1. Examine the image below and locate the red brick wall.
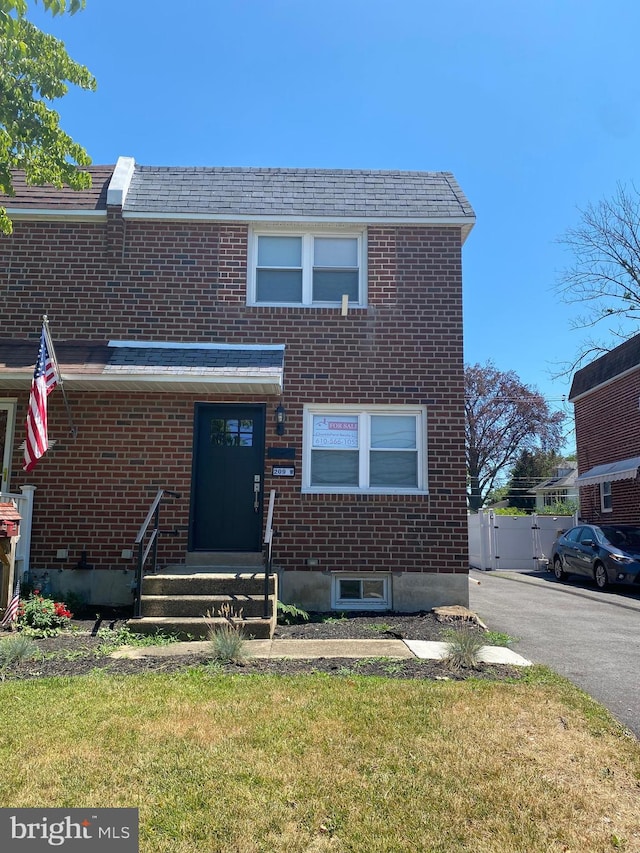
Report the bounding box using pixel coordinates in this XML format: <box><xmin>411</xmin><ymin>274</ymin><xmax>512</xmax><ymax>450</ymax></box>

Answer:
<box><xmin>1</xmin><ymin>215</ymin><xmax>468</xmax><ymax>577</ymax></box>
<box><xmin>574</xmin><ymin>368</ymin><xmax>640</xmax><ymax>523</ymax></box>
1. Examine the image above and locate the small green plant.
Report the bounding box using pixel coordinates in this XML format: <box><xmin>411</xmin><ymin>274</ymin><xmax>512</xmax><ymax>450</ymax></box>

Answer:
<box><xmin>17</xmin><ymin>590</ymin><xmax>72</xmax><ymax>637</ymax></box>
<box><xmin>277</xmin><ymin>601</ymin><xmax>310</xmax><ymax>625</ymax></box>
<box><xmin>321</xmin><ymin>612</ymin><xmax>348</xmax><ymax>624</ymax></box>
<box><xmin>364</xmin><ymin>623</ymin><xmax>394</xmax><ymax>634</ymax></box>
<box><xmin>206</xmin><ymin>603</ymin><xmax>250</xmax><ymax>664</ymax></box>
<box><xmin>483</xmin><ymin>630</ymin><xmax>516</xmax><ymax>647</ymax></box>
<box><xmin>443</xmin><ymin>626</ymin><xmax>486</xmax><ymax>670</ymax></box>
<box><xmin>0</xmin><ymin>634</ymin><xmax>40</xmax><ymax>679</ymax></box>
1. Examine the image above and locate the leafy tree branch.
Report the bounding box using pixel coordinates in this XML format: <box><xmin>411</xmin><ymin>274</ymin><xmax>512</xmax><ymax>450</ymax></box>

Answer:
<box><xmin>0</xmin><ymin>0</ymin><xmax>95</xmax><ymax>234</ymax></box>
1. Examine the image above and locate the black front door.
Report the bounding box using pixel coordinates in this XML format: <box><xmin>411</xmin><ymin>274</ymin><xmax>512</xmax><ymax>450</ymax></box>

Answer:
<box><xmin>189</xmin><ymin>404</ymin><xmax>266</xmax><ymax>551</ymax></box>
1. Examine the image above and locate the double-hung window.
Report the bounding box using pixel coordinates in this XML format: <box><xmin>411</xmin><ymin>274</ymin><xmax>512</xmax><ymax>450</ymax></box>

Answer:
<box><xmin>303</xmin><ymin>405</ymin><xmax>427</xmax><ymax>494</ymax></box>
<box><xmin>250</xmin><ymin>230</ymin><xmax>365</xmax><ymax>306</ymax></box>
<box><xmin>600</xmin><ymin>481</ymin><xmax>612</xmax><ymax>512</ymax></box>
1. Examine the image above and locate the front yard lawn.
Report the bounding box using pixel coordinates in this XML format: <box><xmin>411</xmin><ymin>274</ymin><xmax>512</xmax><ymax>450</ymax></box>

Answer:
<box><xmin>0</xmin><ymin>667</ymin><xmax>638</xmax><ymax>852</ymax></box>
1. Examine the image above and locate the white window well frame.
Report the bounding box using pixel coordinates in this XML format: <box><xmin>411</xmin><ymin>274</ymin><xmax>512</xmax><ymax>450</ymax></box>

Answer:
<box><xmin>248</xmin><ymin>226</ymin><xmax>367</xmax><ymax>307</ymax></box>
<box><xmin>302</xmin><ymin>404</ymin><xmax>428</xmax><ymax>494</ymax></box>
<box><xmin>331</xmin><ymin>573</ymin><xmax>391</xmax><ymax>611</ymax></box>
<box><xmin>600</xmin><ymin>480</ymin><xmax>613</xmax><ymax>513</ymax></box>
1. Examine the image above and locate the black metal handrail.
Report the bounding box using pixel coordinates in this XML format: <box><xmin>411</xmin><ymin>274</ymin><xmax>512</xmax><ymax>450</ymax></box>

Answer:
<box><xmin>133</xmin><ymin>489</ymin><xmax>181</xmax><ymax>617</ymax></box>
<box><xmin>263</xmin><ymin>489</ymin><xmax>276</xmax><ymax>619</ymax></box>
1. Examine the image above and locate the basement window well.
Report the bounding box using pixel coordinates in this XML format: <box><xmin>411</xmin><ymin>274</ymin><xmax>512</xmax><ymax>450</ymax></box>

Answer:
<box><xmin>331</xmin><ymin>574</ymin><xmax>390</xmax><ymax>610</ymax></box>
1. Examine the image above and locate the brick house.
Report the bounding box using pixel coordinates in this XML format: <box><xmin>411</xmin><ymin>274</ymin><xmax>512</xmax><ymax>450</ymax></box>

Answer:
<box><xmin>569</xmin><ymin>334</ymin><xmax>640</xmax><ymax>523</ymax></box>
<box><xmin>0</xmin><ymin>158</ymin><xmax>475</xmax><ymax>625</ymax></box>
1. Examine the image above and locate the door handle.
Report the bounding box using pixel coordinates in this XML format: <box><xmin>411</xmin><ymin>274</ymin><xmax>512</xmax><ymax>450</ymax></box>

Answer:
<box><xmin>253</xmin><ymin>475</ymin><xmax>261</xmax><ymax>512</ymax></box>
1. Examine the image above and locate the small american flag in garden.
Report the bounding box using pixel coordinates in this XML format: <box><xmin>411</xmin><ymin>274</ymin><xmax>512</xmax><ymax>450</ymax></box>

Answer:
<box><xmin>23</xmin><ymin>325</ymin><xmax>58</xmax><ymax>472</ymax></box>
<box><xmin>0</xmin><ymin>579</ymin><xmax>20</xmax><ymax>627</ymax></box>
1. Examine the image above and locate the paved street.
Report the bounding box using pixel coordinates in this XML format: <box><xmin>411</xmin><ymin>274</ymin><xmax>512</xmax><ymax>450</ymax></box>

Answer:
<box><xmin>469</xmin><ymin>569</ymin><xmax>640</xmax><ymax>737</ymax></box>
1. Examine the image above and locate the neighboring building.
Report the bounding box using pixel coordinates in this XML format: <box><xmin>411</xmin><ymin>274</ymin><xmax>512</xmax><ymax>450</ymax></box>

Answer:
<box><xmin>0</xmin><ymin>158</ymin><xmax>475</xmax><ymax>614</ymax></box>
<box><xmin>528</xmin><ymin>463</ymin><xmax>579</xmax><ymax>511</ymax></box>
<box><xmin>569</xmin><ymin>335</ymin><xmax>640</xmax><ymax>523</ymax></box>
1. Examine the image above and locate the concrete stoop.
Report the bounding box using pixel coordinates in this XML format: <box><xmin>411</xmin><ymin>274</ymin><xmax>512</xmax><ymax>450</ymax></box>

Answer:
<box><xmin>128</xmin><ymin>563</ymin><xmax>277</xmax><ymax>640</ymax></box>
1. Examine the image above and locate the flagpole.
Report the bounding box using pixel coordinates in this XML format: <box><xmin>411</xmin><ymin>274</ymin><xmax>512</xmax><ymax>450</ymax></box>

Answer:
<box><xmin>42</xmin><ymin>315</ymin><xmax>78</xmax><ymax>440</ymax></box>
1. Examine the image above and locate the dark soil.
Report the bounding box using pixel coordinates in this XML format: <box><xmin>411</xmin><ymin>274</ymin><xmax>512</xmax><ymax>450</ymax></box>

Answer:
<box><xmin>0</xmin><ymin>610</ymin><xmax>525</xmax><ymax>683</ymax></box>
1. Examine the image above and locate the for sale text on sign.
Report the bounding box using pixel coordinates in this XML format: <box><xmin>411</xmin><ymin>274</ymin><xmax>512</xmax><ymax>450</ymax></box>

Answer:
<box><xmin>312</xmin><ymin>416</ymin><xmax>358</xmax><ymax>448</ymax></box>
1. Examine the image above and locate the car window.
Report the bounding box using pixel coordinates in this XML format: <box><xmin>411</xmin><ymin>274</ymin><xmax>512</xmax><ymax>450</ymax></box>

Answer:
<box><xmin>578</xmin><ymin>527</ymin><xmax>597</xmax><ymax>543</ymax></box>
<box><xmin>600</xmin><ymin>526</ymin><xmax>640</xmax><ymax>550</ymax></box>
<box><xmin>563</xmin><ymin>527</ymin><xmax>583</xmax><ymax>543</ymax></box>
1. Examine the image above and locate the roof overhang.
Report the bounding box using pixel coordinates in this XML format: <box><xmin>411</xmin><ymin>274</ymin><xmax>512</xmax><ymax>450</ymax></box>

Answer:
<box><xmin>576</xmin><ymin>456</ymin><xmax>640</xmax><ymax>487</ymax></box>
<box><xmin>0</xmin><ymin>341</ymin><xmax>285</xmax><ymax>396</ymax></box>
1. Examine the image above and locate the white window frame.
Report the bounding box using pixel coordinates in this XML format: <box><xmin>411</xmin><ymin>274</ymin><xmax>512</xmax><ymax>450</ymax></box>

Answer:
<box><xmin>302</xmin><ymin>404</ymin><xmax>428</xmax><ymax>494</ymax></box>
<box><xmin>331</xmin><ymin>573</ymin><xmax>391</xmax><ymax>611</ymax></box>
<box><xmin>248</xmin><ymin>226</ymin><xmax>367</xmax><ymax>307</ymax></box>
<box><xmin>600</xmin><ymin>481</ymin><xmax>612</xmax><ymax>513</ymax></box>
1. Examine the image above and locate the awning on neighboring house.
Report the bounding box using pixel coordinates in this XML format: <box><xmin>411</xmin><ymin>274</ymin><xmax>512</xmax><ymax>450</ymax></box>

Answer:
<box><xmin>0</xmin><ymin>340</ymin><xmax>285</xmax><ymax>395</ymax></box>
<box><xmin>576</xmin><ymin>456</ymin><xmax>640</xmax><ymax>486</ymax></box>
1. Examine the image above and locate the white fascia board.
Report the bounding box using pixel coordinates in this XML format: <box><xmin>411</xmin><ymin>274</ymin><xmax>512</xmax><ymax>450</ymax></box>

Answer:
<box><xmin>107</xmin><ymin>156</ymin><xmax>136</xmax><ymax>207</ymax></box>
<box><xmin>121</xmin><ymin>211</ymin><xmax>476</xmax><ymax>227</ymax></box>
<box><xmin>4</xmin><ymin>209</ymin><xmax>106</xmax><ymax>222</ymax></box>
<box><xmin>569</xmin><ymin>362</ymin><xmax>640</xmax><ymax>403</ymax></box>
<box><xmin>107</xmin><ymin>341</ymin><xmax>285</xmax><ymax>350</ymax></box>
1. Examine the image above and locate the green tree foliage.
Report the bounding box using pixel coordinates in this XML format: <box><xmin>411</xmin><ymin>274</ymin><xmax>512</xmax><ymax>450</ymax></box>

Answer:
<box><xmin>504</xmin><ymin>449</ymin><xmax>564</xmax><ymax>511</ymax></box>
<box><xmin>465</xmin><ymin>362</ymin><xmax>564</xmax><ymax>512</ymax></box>
<box><xmin>0</xmin><ymin>0</ymin><xmax>96</xmax><ymax>234</ymax></box>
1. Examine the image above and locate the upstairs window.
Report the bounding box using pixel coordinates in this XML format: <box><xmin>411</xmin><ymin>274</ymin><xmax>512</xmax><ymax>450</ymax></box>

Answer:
<box><xmin>249</xmin><ymin>230</ymin><xmax>365</xmax><ymax>306</ymax></box>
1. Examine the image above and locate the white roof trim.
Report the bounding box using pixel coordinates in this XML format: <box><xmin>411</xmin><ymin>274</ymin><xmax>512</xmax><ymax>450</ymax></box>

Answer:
<box><xmin>107</xmin><ymin>156</ymin><xmax>136</xmax><ymax>207</ymax></box>
<box><xmin>121</xmin><ymin>211</ymin><xmax>475</xmax><ymax>226</ymax></box>
<box><xmin>576</xmin><ymin>456</ymin><xmax>640</xmax><ymax>486</ymax></box>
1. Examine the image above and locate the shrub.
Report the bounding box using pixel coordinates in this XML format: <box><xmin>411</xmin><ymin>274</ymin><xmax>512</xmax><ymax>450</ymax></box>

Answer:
<box><xmin>17</xmin><ymin>590</ymin><xmax>73</xmax><ymax>636</ymax></box>
<box><xmin>277</xmin><ymin>601</ymin><xmax>310</xmax><ymax>625</ymax></box>
<box><xmin>0</xmin><ymin>634</ymin><xmax>40</xmax><ymax>678</ymax></box>
<box><xmin>443</xmin><ymin>626</ymin><xmax>485</xmax><ymax>670</ymax></box>
<box><xmin>206</xmin><ymin>603</ymin><xmax>250</xmax><ymax>664</ymax></box>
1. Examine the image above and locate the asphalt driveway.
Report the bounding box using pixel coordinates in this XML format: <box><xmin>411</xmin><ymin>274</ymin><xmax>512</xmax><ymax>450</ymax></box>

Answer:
<box><xmin>469</xmin><ymin>569</ymin><xmax>640</xmax><ymax>738</ymax></box>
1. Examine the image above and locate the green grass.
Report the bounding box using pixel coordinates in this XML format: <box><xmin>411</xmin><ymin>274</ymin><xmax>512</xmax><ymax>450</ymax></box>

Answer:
<box><xmin>483</xmin><ymin>630</ymin><xmax>517</xmax><ymax>647</ymax></box>
<box><xmin>0</xmin><ymin>668</ymin><xmax>638</xmax><ymax>852</ymax></box>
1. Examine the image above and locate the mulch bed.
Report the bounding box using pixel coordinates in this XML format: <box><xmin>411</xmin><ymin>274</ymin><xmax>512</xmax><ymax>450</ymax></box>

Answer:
<box><xmin>0</xmin><ymin>610</ymin><xmax>526</xmax><ymax>682</ymax></box>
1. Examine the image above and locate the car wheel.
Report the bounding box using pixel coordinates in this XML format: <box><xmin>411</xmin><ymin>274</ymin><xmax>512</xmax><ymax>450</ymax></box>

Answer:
<box><xmin>594</xmin><ymin>562</ymin><xmax>609</xmax><ymax>590</ymax></box>
<box><xmin>553</xmin><ymin>556</ymin><xmax>567</xmax><ymax>581</ymax></box>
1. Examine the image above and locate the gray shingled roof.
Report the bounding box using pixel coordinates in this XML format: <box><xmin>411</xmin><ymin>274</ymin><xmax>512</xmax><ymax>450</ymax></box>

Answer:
<box><xmin>0</xmin><ymin>340</ymin><xmax>284</xmax><ymax>395</ymax></box>
<box><xmin>569</xmin><ymin>335</ymin><xmax>640</xmax><ymax>400</ymax></box>
<box><xmin>123</xmin><ymin>166</ymin><xmax>475</xmax><ymax>221</ymax></box>
<box><xmin>1</xmin><ymin>167</ymin><xmax>114</xmax><ymax>210</ymax></box>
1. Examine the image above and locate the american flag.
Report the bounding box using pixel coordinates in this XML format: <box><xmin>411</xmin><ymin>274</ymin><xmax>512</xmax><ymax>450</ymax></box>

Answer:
<box><xmin>0</xmin><ymin>579</ymin><xmax>20</xmax><ymax>627</ymax></box>
<box><xmin>23</xmin><ymin>326</ymin><xmax>58</xmax><ymax>472</ymax></box>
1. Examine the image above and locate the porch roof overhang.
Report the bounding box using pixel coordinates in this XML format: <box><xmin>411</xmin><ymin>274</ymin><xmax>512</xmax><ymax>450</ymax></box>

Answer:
<box><xmin>0</xmin><ymin>340</ymin><xmax>285</xmax><ymax>396</ymax></box>
<box><xmin>576</xmin><ymin>456</ymin><xmax>640</xmax><ymax>487</ymax></box>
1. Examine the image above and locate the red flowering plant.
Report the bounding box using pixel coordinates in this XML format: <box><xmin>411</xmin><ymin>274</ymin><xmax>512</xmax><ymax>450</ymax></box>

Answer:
<box><xmin>18</xmin><ymin>590</ymin><xmax>73</xmax><ymax>637</ymax></box>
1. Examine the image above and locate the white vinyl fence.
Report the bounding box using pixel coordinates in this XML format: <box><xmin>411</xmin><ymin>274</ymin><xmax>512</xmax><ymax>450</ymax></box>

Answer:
<box><xmin>468</xmin><ymin>510</ymin><xmax>579</xmax><ymax>572</ymax></box>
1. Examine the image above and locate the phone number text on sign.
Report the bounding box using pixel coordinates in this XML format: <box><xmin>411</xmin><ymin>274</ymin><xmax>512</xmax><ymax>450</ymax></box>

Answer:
<box><xmin>312</xmin><ymin>416</ymin><xmax>358</xmax><ymax>448</ymax></box>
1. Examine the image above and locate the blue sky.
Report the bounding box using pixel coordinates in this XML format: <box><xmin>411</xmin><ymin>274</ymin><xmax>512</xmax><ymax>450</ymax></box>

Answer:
<box><xmin>31</xmin><ymin>0</ymin><xmax>640</xmax><ymax>448</ymax></box>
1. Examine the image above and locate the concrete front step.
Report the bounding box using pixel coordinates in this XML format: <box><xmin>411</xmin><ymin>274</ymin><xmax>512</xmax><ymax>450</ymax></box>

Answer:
<box><xmin>185</xmin><ymin>551</ymin><xmax>264</xmax><ymax>568</ymax></box>
<box><xmin>127</xmin><ymin>615</ymin><xmax>273</xmax><ymax>641</ymax></box>
<box><xmin>142</xmin><ymin>572</ymin><xmax>275</xmax><ymax>597</ymax></box>
<box><xmin>141</xmin><ymin>594</ymin><xmax>273</xmax><ymax>619</ymax></box>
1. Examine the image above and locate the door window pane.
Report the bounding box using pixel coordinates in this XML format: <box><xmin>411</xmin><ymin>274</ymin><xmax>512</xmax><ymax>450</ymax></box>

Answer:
<box><xmin>211</xmin><ymin>418</ymin><xmax>253</xmax><ymax>447</ymax></box>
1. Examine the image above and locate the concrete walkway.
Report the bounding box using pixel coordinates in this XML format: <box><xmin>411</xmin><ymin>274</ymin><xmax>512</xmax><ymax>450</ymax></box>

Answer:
<box><xmin>112</xmin><ymin>637</ymin><xmax>531</xmax><ymax>666</ymax></box>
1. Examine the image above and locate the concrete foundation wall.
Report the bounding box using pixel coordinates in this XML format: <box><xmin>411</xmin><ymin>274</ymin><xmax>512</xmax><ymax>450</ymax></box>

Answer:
<box><xmin>29</xmin><ymin>568</ymin><xmax>135</xmax><ymax>608</ymax></box>
<box><xmin>278</xmin><ymin>569</ymin><xmax>469</xmax><ymax>613</ymax></box>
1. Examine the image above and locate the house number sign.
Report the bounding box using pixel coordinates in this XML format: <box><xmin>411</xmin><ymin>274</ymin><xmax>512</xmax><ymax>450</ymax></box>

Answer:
<box><xmin>272</xmin><ymin>465</ymin><xmax>295</xmax><ymax>477</ymax></box>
